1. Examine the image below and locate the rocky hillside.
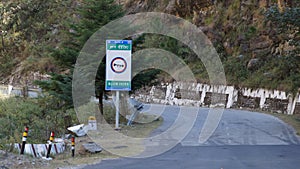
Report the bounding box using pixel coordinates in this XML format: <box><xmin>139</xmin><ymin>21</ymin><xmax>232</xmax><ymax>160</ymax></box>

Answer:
<box><xmin>1</xmin><ymin>0</ymin><xmax>299</xmax><ymax>92</ymax></box>
<box><xmin>123</xmin><ymin>0</ymin><xmax>300</xmax><ymax>92</ymax></box>
<box><xmin>0</xmin><ymin>0</ymin><xmax>77</xmax><ymax>86</ymax></box>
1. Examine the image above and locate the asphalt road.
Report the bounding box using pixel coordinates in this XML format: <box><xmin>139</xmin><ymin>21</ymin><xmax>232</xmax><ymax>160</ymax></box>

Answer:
<box><xmin>83</xmin><ymin>105</ymin><xmax>300</xmax><ymax>169</ymax></box>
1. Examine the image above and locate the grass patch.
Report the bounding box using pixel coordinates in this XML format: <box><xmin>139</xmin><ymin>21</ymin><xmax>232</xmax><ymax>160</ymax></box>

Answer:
<box><xmin>120</xmin><ymin>115</ymin><xmax>162</xmax><ymax>138</ymax></box>
<box><xmin>267</xmin><ymin>113</ymin><xmax>300</xmax><ymax>135</ymax></box>
<box><xmin>44</xmin><ymin>114</ymin><xmax>163</xmax><ymax>169</ymax></box>
<box><xmin>228</xmin><ymin>107</ymin><xmax>300</xmax><ymax>136</ymax></box>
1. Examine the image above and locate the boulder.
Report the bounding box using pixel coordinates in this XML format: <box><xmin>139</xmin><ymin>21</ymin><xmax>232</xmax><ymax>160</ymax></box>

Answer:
<box><xmin>247</xmin><ymin>58</ymin><xmax>260</xmax><ymax>70</ymax></box>
<box><xmin>240</xmin><ymin>43</ymin><xmax>250</xmax><ymax>53</ymax></box>
<box><xmin>81</xmin><ymin>142</ymin><xmax>102</xmax><ymax>154</ymax></box>
<box><xmin>252</xmin><ymin>48</ymin><xmax>271</xmax><ymax>58</ymax></box>
<box><xmin>250</xmin><ymin>36</ymin><xmax>272</xmax><ymax>50</ymax></box>
<box><xmin>238</xmin><ymin>54</ymin><xmax>245</xmax><ymax>59</ymax></box>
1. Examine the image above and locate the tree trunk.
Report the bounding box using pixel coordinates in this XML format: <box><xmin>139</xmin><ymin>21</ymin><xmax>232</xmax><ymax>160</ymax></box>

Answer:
<box><xmin>98</xmin><ymin>92</ymin><xmax>104</xmax><ymax>115</ymax></box>
<box><xmin>1</xmin><ymin>33</ymin><xmax>5</xmax><ymax>50</ymax></box>
<box><xmin>96</xmin><ymin>91</ymin><xmax>104</xmax><ymax>124</ymax></box>
<box><xmin>22</xmin><ymin>86</ymin><xmax>28</xmax><ymax>98</ymax></box>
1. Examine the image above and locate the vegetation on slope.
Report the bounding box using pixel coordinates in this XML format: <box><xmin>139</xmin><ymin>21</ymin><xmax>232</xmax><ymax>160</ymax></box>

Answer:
<box><xmin>0</xmin><ymin>0</ymin><xmax>75</xmax><ymax>82</ymax></box>
<box><xmin>0</xmin><ymin>0</ymin><xmax>299</xmax><ymax>149</ymax></box>
<box><xmin>124</xmin><ymin>0</ymin><xmax>300</xmax><ymax>94</ymax></box>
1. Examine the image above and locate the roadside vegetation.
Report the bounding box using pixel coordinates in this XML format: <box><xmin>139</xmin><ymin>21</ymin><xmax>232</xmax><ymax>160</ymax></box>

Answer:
<box><xmin>0</xmin><ymin>1</ymin><xmax>299</xmax><ymax>167</ymax></box>
<box><xmin>0</xmin><ymin>96</ymin><xmax>77</xmax><ymax>150</ymax></box>
<box><xmin>0</xmin><ymin>0</ymin><xmax>159</xmax><ymax>155</ymax></box>
<box><xmin>267</xmin><ymin>112</ymin><xmax>300</xmax><ymax>136</ymax></box>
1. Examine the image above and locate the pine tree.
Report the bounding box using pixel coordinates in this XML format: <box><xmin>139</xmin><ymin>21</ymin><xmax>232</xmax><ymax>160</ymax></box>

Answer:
<box><xmin>37</xmin><ymin>0</ymin><xmax>124</xmax><ymax>114</ymax></box>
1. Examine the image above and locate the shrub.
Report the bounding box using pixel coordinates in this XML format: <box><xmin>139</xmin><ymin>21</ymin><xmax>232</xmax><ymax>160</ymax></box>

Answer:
<box><xmin>0</xmin><ymin>96</ymin><xmax>77</xmax><ymax>150</ymax></box>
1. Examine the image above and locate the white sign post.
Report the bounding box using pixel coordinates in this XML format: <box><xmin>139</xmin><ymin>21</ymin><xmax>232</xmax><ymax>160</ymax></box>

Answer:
<box><xmin>106</xmin><ymin>40</ymin><xmax>132</xmax><ymax>129</ymax></box>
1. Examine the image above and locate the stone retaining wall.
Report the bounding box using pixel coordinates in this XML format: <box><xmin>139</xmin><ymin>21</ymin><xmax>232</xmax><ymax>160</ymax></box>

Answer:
<box><xmin>135</xmin><ymin>82</ymin><xmax>300</xmax><ymax>115</ymax></box>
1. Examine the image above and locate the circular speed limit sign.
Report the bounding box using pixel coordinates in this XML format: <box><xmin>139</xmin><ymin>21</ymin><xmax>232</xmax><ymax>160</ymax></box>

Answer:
<box><xmin>111</xmin><ymin>57</ymin><xmax>127</xmax><ymax>73</ymax></box>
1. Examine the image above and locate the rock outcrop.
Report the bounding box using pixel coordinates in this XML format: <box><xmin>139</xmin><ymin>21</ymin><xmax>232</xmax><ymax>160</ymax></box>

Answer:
<box><xmin>123</xmin><ymin>0</ymin><xmax>299</xmax><ymax>61</ymax></box>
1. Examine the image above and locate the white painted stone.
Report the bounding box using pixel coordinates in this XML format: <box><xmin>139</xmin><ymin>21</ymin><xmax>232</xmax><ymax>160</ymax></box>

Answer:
<box><xmin>8</xmin><ymin>85</ymin><xmax>13</xmax><ymax>95</ymax></box>
<box><xmin>14</xmin><ymin>143</ymin><xmax>65</xmax><ymax>158</ymax></box>
<box><xmin>137</xmin><ymin>82</ymin><xmax>300</xmax><ymax>115</ymax></box>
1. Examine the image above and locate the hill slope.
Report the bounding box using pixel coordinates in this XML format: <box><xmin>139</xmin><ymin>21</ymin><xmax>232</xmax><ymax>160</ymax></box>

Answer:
<box><xmin>123</xmin><ymin>0</ymin><xmax>299</xmax><ymax>92</ymax></box>
<box><xmin>0</xmin><ymin>0</ymin><xmax>299</xmax><ymax>92</ymax></box>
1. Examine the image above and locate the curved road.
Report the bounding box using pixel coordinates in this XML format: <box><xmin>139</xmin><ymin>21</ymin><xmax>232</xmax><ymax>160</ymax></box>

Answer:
<box><xmin>84</xmin><ymin>105</ymin><xmax>300</xmax><ymax>169</ymax></box>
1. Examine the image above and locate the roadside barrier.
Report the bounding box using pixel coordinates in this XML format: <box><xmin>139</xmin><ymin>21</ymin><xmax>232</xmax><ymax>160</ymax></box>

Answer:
<box><xmin>15</xmin><ymin>142</ymin><xmax>65</xmax><ymax>158</ymax></box>
<box><xmin>20</xmin><ymin>127</ymin><xmax>29</xmax><ymax>155</ymax></box>
<box><xmin>46</xmin><ymin>132</ymin><xmax>55</xmax><ymax>158</ymax></box>
<box><xmin>71</xmin><ymin>135</ymin><xmax>75</xmax><ymax>157</ymax></box>
<box><xmin>15</xmin><ymin>128</ymin><xmax>87</xmax><ymax>159</ymax></box>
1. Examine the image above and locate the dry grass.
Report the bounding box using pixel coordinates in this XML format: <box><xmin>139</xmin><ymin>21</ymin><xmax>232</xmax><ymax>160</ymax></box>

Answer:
<box><xmin>239</xmin><ymin>108</ymin><xmax>300</xmax><ymax>136</ymax></box>
<box><xmin>268</xmin><ymin>113</ymin><xmax>300</xmax><ymax>135</ymax></box>
<box><xmin>42</xmin><ymin>116</ymin><xmax>163</xmax><ymax>169</ymax></box>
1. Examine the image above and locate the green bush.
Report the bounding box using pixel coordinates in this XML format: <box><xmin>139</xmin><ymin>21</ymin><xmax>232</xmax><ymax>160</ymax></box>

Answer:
<box><xmin>224</xmin><ymin>57</ymin><xmax>249</xmax><ymax>85</ymax></box>
<box><xmin>0</xmin><ymin>96</ymin><xmax>77</xmax><ymax>150</ymax></box>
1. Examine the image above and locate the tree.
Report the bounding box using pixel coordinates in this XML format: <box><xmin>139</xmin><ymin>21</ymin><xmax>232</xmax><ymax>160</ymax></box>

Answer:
<box><xmin>38</xmin><ymin>0</ymin><xmax>124</xmax><ymax>117</ymax></box>
<box><xmin>37</xmin><ymin>73</ymin><xmax>73</xmax><ymax>109</ymax></box>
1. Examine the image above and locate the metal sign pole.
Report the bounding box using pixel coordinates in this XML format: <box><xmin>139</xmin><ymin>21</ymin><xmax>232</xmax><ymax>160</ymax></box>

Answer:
<box><xmin>115</xmin><ymin>91</ymin><xmax>120</xmax><ymax>129</ymax></box>
<box><xmin>106</xmin><ymin>40</ymin><xmax>132</xmax><ymax>130</ymax></box>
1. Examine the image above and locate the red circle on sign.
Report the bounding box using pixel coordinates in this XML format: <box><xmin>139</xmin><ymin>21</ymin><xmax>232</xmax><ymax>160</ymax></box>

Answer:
<box><xmin>111</xmin><ymin>57</ymin><xmax>127</xmax><ymax>73</ymax></box>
